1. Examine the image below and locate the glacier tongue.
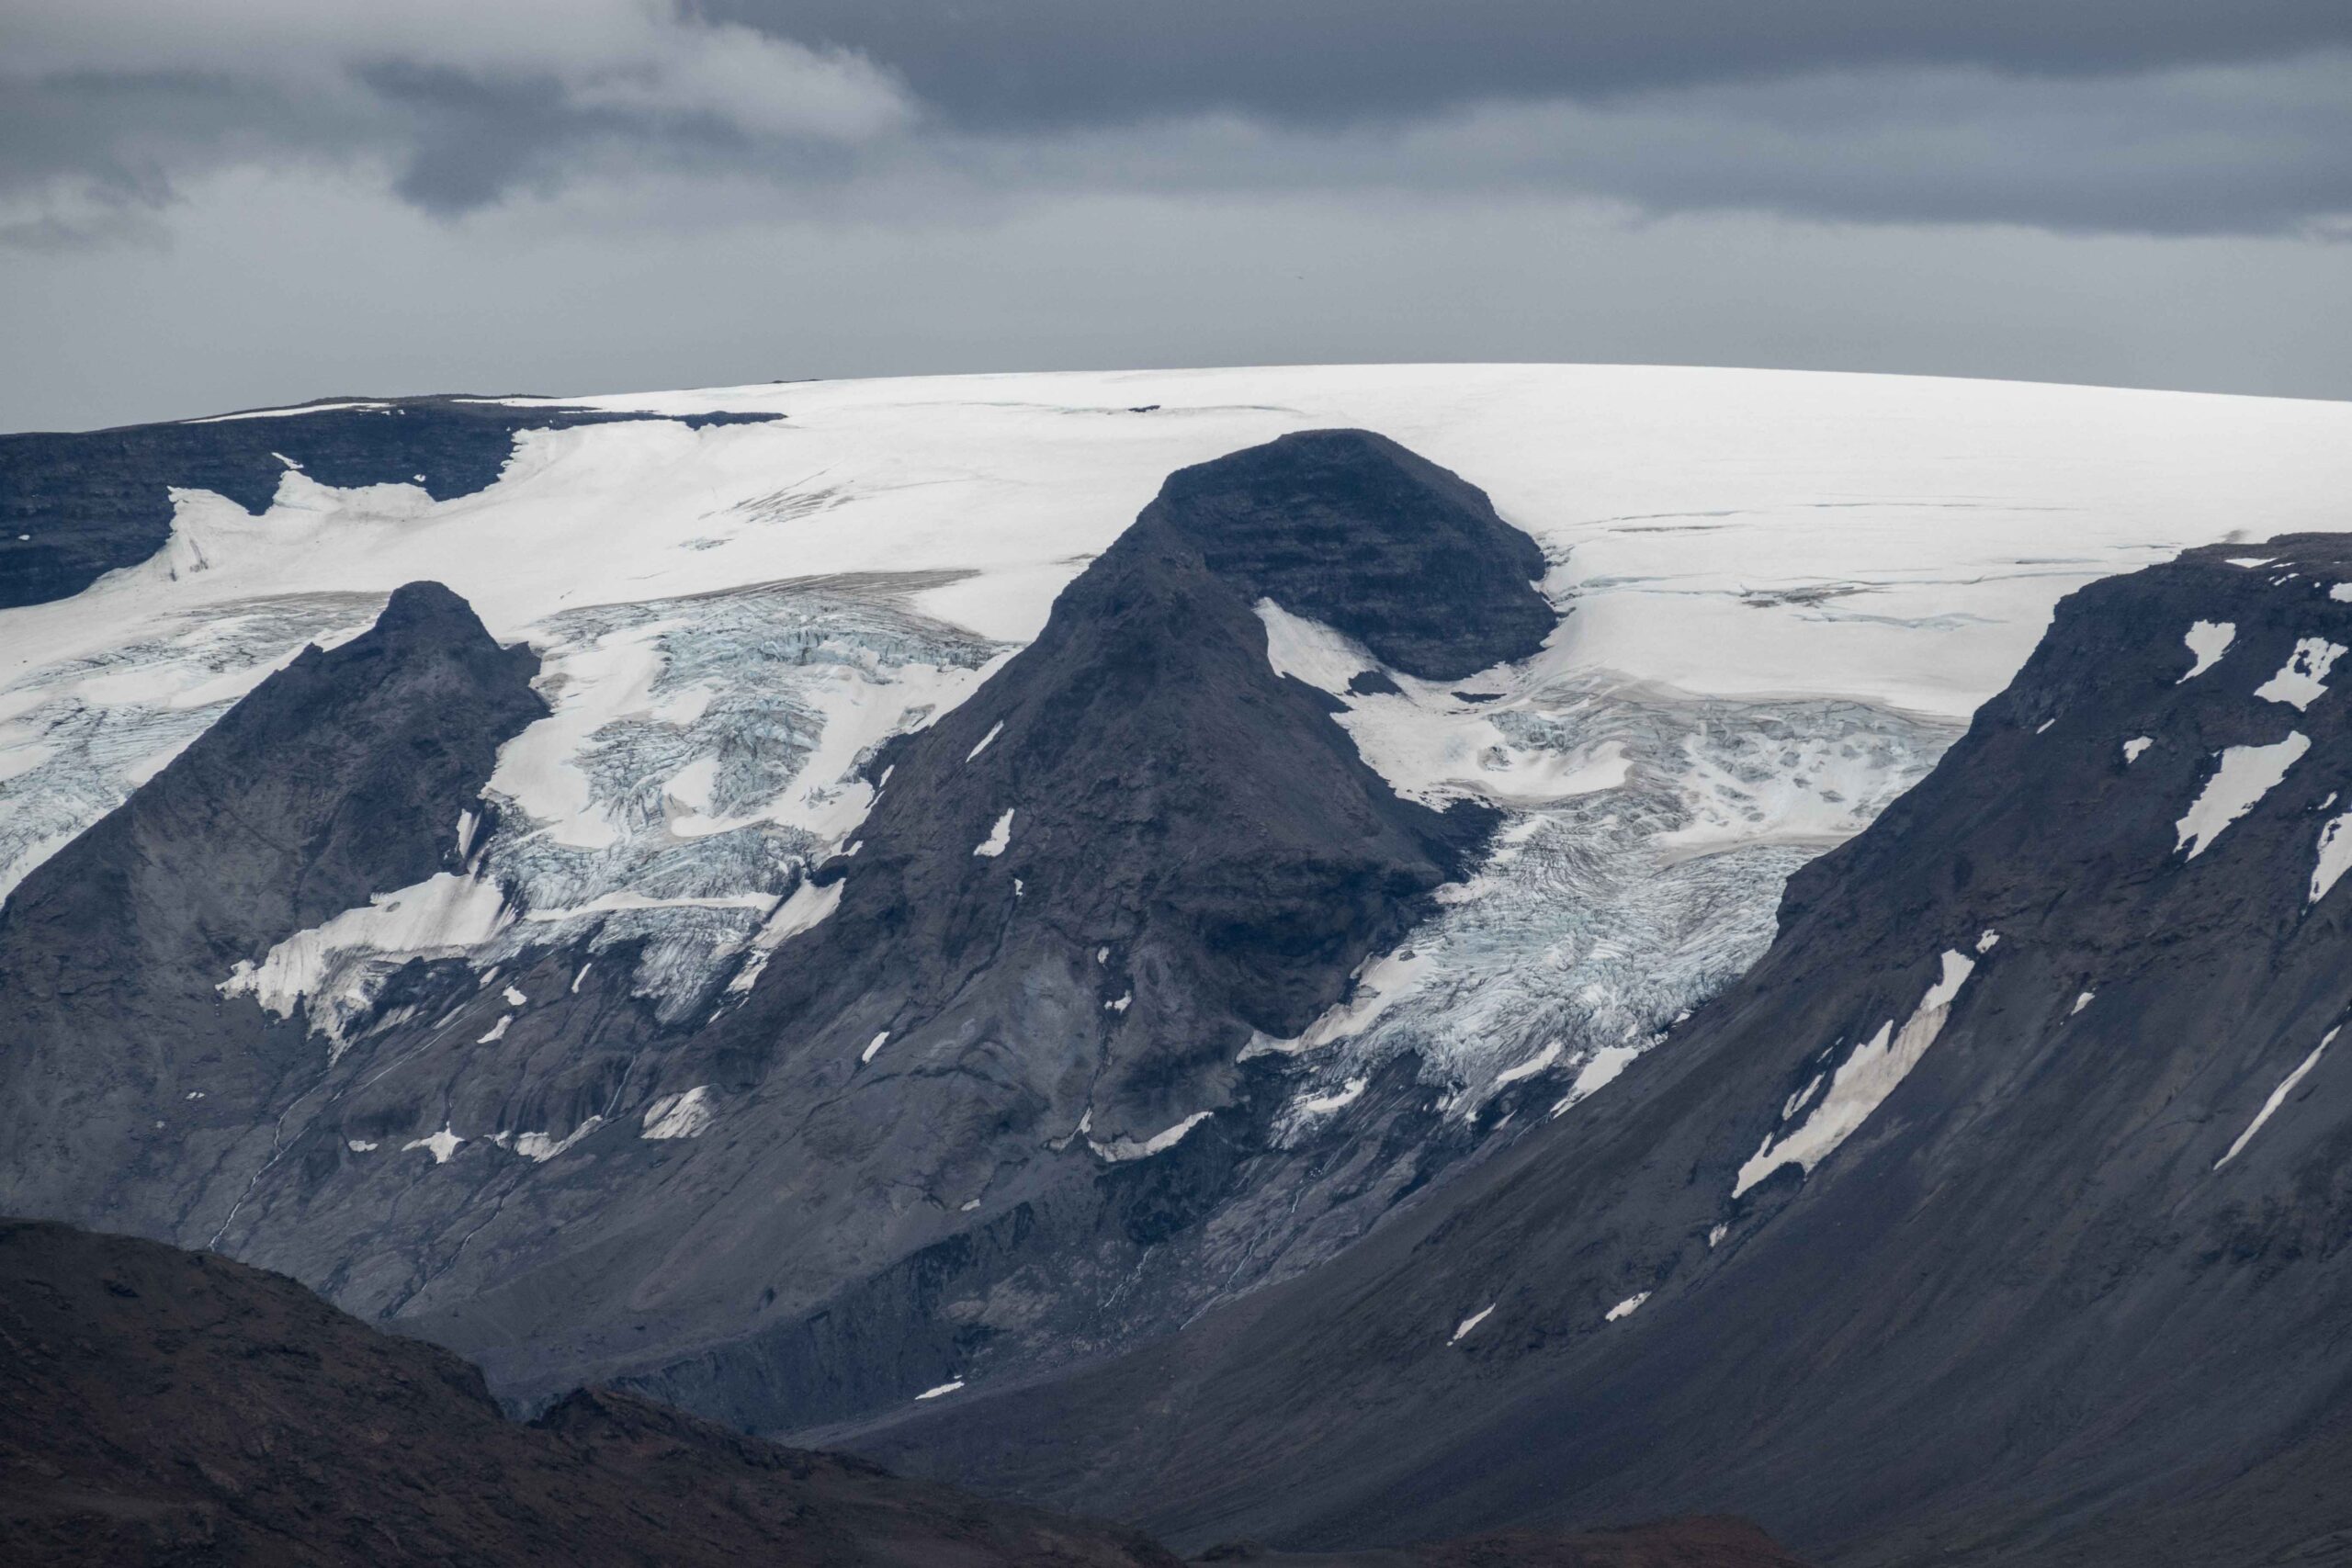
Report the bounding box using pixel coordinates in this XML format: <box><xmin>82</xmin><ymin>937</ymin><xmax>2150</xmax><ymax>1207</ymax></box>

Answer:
<box><xmin>1255</xmin><ymin>604</ymin><xmax>1955</xmax><ymax>1129</ymax></box>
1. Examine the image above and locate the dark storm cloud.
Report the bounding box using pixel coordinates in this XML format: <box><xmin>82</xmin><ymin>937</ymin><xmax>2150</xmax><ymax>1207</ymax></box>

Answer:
<box><xmin>0</xmin><ymin>1</ymin><xmax>2346</xmax><ymax>239</ymax></box>
<box><xmin>713</xmin><ymin>0</ymin><xmax>2352</xmax><ymax>127</ymax></box>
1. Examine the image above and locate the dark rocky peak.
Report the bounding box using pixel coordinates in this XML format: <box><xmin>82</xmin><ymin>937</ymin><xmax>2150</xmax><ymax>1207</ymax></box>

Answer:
<box><xmin>845</xmin><ymin>534</ymin><xmax>2352</xmax><ymax>1566</ymax></box>
<box><xmin>733</xmin><ymin>432</ymin><xmax>1558</xmax><ymax>1142</ymax></box>
<box><xmin>1120</xmin><ymin>427</ymin><xmax>1555</xmax><ymax>679</ymax></box>
<box><xmin>0</xmin><ymin>581</ymin><xmax>546</xmax><ymax>1228</ymax></box>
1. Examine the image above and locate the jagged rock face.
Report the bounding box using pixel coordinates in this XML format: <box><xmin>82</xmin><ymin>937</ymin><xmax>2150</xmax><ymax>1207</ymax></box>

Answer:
<box><xmin>846</xmin><ymin>536</ymin><xmax>2352</xmax><ymax>1566</ymax></box>
<box><xmin>409</xmin><ymin>431</ymin><xmax>1556</xmax><ymax>1427</ymax></box>
<box><xmin>0</xmin><ymin>397</ymin><xmax>773</xmax><ymax>609</ymax></box>
<box><xmin>0</xmin><ymin>431</ymin><xmax>1563</xmax><ymax>1445</ymax></box>
<box><xmin>0</xmin><ymin>581</ymin><xmax>547</xmax><ymax>1229</ymax></box>
<box><xmin>732</xmin><ymin>430</ymin><xmax>1542</xmax><ymax>1139</ymax></box>
<box><xmin>0</xmin><ymin>1220</ymin><xmax>1183</xmax><ymax>1568</ymax></box>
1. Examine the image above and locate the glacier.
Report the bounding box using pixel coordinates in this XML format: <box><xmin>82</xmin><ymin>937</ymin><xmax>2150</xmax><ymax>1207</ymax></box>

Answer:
<box><xmin>5</xmin><ymin>363</ymin><xmax>2350</xmax><ymax>1181</ymax></box>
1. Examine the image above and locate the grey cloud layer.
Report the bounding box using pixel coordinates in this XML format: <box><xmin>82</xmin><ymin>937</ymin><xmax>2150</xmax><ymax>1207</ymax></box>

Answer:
<box><xmin>721</xmin><ymin>0</ymin><xmax>2352</xmax><ymax>125</ymax></box>
<box><xmin>3</xmin><ymin>1</ymin><xmax>2348</xmax><ymax>238</ymax></box>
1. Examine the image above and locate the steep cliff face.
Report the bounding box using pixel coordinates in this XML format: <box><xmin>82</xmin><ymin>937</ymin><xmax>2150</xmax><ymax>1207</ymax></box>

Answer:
<box><xmin>0</xmin><ymin>581</ymin><xmax>547</xmax><ymax>1229</ymax></box>
<box><xmin>848</xmin><ymin>535</ymin><xmax>2352</xmax><ymax>1566</ymax></box>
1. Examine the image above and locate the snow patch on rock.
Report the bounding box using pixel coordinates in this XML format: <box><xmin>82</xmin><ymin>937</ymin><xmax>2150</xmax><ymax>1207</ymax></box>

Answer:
<box><xmin>2176</xmin><ymin>732</ymin><xmax>2310</xmax><ymax>860</ymax></box>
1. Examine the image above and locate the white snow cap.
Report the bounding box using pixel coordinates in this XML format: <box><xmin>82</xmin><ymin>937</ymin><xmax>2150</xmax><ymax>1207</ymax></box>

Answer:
<box><xmin>1605</xmin><ymin>1292</ymin><xmax>1651</xmax><ymax>1322</ymax></box>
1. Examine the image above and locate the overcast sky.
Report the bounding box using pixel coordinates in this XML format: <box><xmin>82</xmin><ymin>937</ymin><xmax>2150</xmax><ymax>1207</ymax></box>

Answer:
<box><xmin>5</xmin><ymin>1</ymin><xmax>2348</xmax><ymax>431</ymax></box>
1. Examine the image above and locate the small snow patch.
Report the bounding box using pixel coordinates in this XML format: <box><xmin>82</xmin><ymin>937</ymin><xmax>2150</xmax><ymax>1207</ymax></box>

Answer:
<box><xmin>2034</xmin><ymin>719</ymin><xmax>2054</xmax><ymax>734</ymax></box>
<box><xmin>2333</xmin><ymin>584</ymin><xmax>2352</xmax><ymax>604</ymax></box>
<box><xmin>403</xmin><ymin>1126</ymin><xmax>463</xmax><ymax>1164</ymax></box>
<box><xmin>1975</xmin><ymin>929</ymin><xmax>2001</xmax><ymax>953</ymax></box>
<box><xmin>1451</xmin><ymin>1303</ymin><xmax>1495</xmax><ymax>1344</ymax></box>
<box><xmin>2254</xmin><ymin>638</ymin><xmax>2346</xmax><ymax>710</ymax></box>
<box><xmin>2123</xmin><ymin>737</ymin><xmax>2153</xmax><ymax>763</ymax></box>
<box><xmin>2072</xmin><ymin>990</ymin><xmax>2096</xmax><ymax>1015</ymax></box>
<box><xmin>477</xmin><ymin>1014</ymin><xmax>512</xmax><ymax>1043</ymax></box>
<box><xmin>2176</xmin><ymin>732</ymin><xmax>2310</xmax><ymax>859</ymax></box>
<box><xmin>502</xmin><ymin>985</ymin><xmax>526</xmax><ymax>1007</ymax></box>
<box><xmin>1296</xmin><ymin>1077</ymin><xmax>1368</xmax><ymax>1117</ymax></box>
<box><xmin>1736</xmin><ymin>950</ymin><xmax>1976</xmax><ymax>1195</ymax></box>
<box><xmin>512</xmin><ymin>1117</ymin><xmax>602</xmax><ymax>1162</ymax></box>
<box><xmin>1782</xmin><ymin>1073</ymin><xmax>1826</xmax><ymax>1121</ymax></box>
<box><xmin>966</xmin><ymin>721</ymin><xmax>1003</xmax><ymax>761</ymax></box>
<box><xmin>862</xmin><ymin>1031</ymin><xmax>889</xmax><ymax>1064</ymax></box>
<box><xmin>2216</xmin><ymin>1029</ymin><xmax>2337</xmax><ymax>1168</ymax></box>
<box><xmin>571</xmin><ymin>963</ymin><xmax>593</xmax><ymax>994</ymax></box>
<box><xmin>2178</xmin><ymin>621</ymin><xmax>2236</xmax><ymax>682</ymax></box>
<box><xmin>2312</xmin><ymin>812</ymin><xmax>2352</xmax><ymax>903</ymax></box>
<box><xmin>1091</xmin><ymin>1110</ymin><xmax>1215</xmax><ymax>1162</ymax></box>
<box><xmin>1104</xmin><ymin>992</ymin><xmax>1131</xmax><ymax>1013</ymax></box>
<box><xmin>347</xmin><ymin>1139</ymin><xmax>378</xmax><ymax>1153</ymax></box>
<box><xmin>1605</xmin><ymin>1292</ymin><xmax>1651</xmax><ymax>1322</ymax></box>
<box><xmin>1549</xmin><ymin>1043</ymin><xmax>1641</xmax><ymax>1119</ymax></box>
<box><xmin>2224</xmin><ymin>557</ymin><xmax>2273</xmax><ymax>570</ymax></box>
<box><xmin>641</xmin><ymin>1085</ymin><xmax>716</xmax><ymax>1140</ymax></box>
<box><xmin>916</xmin><ymin>1380</ymin><xmax>965</xmax><ymax>1401</ymax></box>
<box><xmin>1493</xmin><ymin>1040</ymin><xmax>1562</xmax><ymax>1090</ymax></box>
<box><xmin>1708</xmin><ymin>1224</ymin><xmax>1728</xmax><ymax>1247</ymax></box>
<box><xmin>973</xmin><ymin>808</ymin><xmax>1014</xmax><ymax>857</ymax></box>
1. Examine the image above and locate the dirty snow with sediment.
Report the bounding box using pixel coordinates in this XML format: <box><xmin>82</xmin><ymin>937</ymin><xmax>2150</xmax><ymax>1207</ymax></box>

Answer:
<box><xmin>4</xmin><ymin>365</ymin><xmax>2346</xmax><ymax>1126</ymax></box>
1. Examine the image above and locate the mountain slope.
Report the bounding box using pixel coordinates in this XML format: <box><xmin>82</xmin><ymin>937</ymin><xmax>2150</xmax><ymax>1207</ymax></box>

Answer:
<box><xmin>845</xmin><ymin>533</ymin><xmax>2352</xmax><ymax>1565</ymax></box>
<box><xmin>0</xmin><ymin>581</ymin><xmax>547</xmax><ymax>1231</ymax></box>
<box><xmin>0</xmin><ymin>1218</ymin><xmax>1183</xmax><ymax>1568</ymax></box>
<box><xmin>1</xmin><ymin>365</ymin><xmax>2347</xmax><ymax>1456</ymax></box>
<box><xmin>0</xmin><ymin>431</ymin><xmax>1562</xmax><ymax>1438</ymax></box>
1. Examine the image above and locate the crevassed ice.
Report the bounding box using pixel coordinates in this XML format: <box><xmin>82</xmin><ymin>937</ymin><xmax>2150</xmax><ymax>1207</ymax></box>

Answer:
<box><xmin>2176</xmin><ymin>733</ymin><xmax>2310</xmax><ymax>860</ymax></box>
<box><xmin>1734</xmin><ymin>949</ymin><xmax>1976</xmax><ymax>1197</ymax></box>
<box><xmin>0</xmin><ymin>592</ymin><xmax>383</xmax><ymax>903</ymax></box>
<box><xmin>1261</xmin><ymin>652</ymin><xmax>1953</xmax><ymax>1137</ymax></box>
<box><xmin>470</xmin><ymin>584</ymin><xmax>1002</xmax><ymax>1020</ymax></box>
